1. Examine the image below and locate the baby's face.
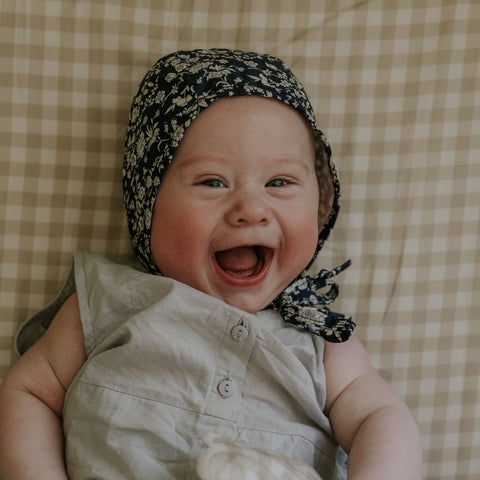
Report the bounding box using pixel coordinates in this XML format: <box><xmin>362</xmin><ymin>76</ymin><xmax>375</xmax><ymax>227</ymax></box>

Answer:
<box><xmin>151</xmin><ymin>96</ymin><xmax>319</xmax><ymax>313</ymax></box>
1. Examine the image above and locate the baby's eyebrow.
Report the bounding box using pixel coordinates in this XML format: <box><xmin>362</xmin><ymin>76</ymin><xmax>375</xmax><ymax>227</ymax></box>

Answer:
<box><xmin>174</xmin><ymin>156</ymin><xmax>229</xmax><ymax>170</ymax></box>
<box><xmin>174</xmin><ymin>155</ymin><xmax>313</xmax><ymax>174</ymax></box>
<box><xmin>273</xmin><ymin>157</ymin><xmax>312</xmax><ymax>172</ymax></box>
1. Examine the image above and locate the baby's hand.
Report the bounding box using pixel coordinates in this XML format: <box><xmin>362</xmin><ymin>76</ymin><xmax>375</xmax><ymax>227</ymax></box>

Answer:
<box><xmin>196</xmin><ymin>433</ymin><xmax>323</xmax><ymax>480</ymax></box>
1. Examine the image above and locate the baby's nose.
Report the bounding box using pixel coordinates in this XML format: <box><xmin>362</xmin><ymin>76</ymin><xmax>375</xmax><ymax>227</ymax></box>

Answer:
<box><xmin>225</xmin><ymin>192</ymin><xmax>271</xmax><ymax>226</ymax></box>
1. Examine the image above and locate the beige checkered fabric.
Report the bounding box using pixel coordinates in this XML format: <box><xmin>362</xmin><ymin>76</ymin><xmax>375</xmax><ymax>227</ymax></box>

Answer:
<box><xmin>1</xmin><ymin>1</ymin><xmax>479</xmax><ymax>478</ymax></box>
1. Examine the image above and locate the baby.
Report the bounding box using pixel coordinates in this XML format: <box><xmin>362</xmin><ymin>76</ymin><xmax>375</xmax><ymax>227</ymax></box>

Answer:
<box><xmin>0</xmin><ymin>49</ymin><xmax>422</xmax><ymax>479</ymax></box>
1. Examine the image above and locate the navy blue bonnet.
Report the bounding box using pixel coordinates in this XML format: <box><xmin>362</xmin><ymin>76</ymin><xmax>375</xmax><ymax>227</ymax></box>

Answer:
<box><xmin>122</xmin><ymin>48</ymin><xmax>354</xmax><ymax>342</ymax></box>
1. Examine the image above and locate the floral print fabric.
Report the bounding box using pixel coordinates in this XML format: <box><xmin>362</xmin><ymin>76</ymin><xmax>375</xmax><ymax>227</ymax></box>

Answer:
<box><xmin>270</xmin><ymin>260</ymin><xmax>355</xmax><ymax>343</ymax></box>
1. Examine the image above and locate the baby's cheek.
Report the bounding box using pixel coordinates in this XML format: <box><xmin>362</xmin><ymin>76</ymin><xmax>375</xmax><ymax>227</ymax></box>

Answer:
<box><xmin>291</xmin><ymin>217</ymin><xmax>319</xmax><ymax>264</ymax></box>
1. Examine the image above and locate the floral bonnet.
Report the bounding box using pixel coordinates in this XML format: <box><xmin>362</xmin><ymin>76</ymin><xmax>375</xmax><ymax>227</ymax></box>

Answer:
<box><xmin>122</xmin><ymin>48</ymin><xmax>341</xmax><ymax>274</ymax></box>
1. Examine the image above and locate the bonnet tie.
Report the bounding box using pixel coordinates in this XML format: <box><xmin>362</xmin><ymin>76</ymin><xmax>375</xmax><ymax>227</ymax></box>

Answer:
<box><xmin>270</xmin><ymin>260</ymin><xmax>356</xmax><ymax>343</ymax></box>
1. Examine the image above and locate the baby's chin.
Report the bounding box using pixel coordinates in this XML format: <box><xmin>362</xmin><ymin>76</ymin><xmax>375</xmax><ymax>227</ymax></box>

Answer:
<box><xmin>212</xmin><ymin>288</ymin><xmax>282</xmax><ymax>314</ymax></box>
<box><xmin>205</xmin><ymin>271</ymin><xmax>299</xmax><ymax>313</ymax></box>
<box><xmin>221</xmin><ymin>299</ymin><xmax>270</xmax><ymax>314</ymax></box>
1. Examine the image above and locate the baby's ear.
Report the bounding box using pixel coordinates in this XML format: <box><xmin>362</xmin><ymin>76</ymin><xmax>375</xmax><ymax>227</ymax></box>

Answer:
<box><xmin>314</xmin><ymin>138</ymin><xmax>335</xmax><ymax>230</ymax></box>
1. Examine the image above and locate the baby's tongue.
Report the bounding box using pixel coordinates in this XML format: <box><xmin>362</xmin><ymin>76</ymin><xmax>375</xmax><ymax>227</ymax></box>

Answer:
<box><xmin>216</xmin><ymin>247</ymin><xmax>258</xmax><ymax>276</ymax></box>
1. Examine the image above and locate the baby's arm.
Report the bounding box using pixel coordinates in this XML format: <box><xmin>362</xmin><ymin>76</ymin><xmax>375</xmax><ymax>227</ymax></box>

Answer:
<box><xmin>324</xmin><ymin>337</ymin><xmax>422</xmax><ymax>480</ymax></box>
<box><xmin>0</xmin><ymin>294</ymin><xmax>86</xmax><ymax>480</ymax></box>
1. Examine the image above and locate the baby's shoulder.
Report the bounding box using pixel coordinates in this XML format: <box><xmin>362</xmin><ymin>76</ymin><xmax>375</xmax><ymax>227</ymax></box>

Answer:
<box><xmin>323</xmin><ymin>336</ymin><xmax>374</xmax><ymax>410</ymax></box>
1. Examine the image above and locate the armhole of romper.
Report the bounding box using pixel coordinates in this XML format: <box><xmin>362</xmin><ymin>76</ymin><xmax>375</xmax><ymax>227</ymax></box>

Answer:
<box><xmin>14</xmin><ymin>261</ymin><xmax>76</xmax><ymax>360</ymax></box>
<box><xmin>72</xmin><ymin>251</ymin><xmax>96</xmax><ymax>357</ymax></box>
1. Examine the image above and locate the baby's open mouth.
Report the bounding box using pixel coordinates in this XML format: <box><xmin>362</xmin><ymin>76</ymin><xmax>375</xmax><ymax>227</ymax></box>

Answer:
<box><xmin>215</xmin><ymin>246</ymin><xmax>272</xmax><ymax>278</ymax></box>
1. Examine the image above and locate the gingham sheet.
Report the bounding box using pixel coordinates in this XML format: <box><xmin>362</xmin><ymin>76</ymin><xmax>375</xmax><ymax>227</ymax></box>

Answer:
<box><xmin>0</xmin><ymin>1</ymin><xmax>479</xmax><ymax>478</ymax></box>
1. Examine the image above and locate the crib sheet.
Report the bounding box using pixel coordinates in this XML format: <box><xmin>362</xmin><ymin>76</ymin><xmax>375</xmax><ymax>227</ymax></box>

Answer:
<box><xmin>1</xmin><ymin>1</ymin><xmax>479</xmax><ymax>478</ymax></box>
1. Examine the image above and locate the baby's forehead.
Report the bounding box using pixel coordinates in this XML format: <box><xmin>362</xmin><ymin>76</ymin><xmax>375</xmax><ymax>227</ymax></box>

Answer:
<box><xmin>188</xmin><ymin>94</ymin><xmax>308</xmax><ymax>120</ymax></box>
<box><xmin>172</xmin><ymin>95</ymin><xmax>316</xmax><ymax>155</ymax></box>
<box><xmin>183</xmin><ymin>95</ymin><xmax>316</xmax><ymax>140</ymax></box>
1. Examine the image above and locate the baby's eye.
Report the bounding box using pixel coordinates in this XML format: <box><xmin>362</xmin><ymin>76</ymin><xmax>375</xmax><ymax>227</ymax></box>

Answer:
<box><xmin>201</xmin><ymin>178</ymin><xmax>226</xmax><ymax>188</ymax></box>
<box><xmin>266</xmin><ymin>178</ymin><xmax>288</xmax><ymax>188</ymax></box>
